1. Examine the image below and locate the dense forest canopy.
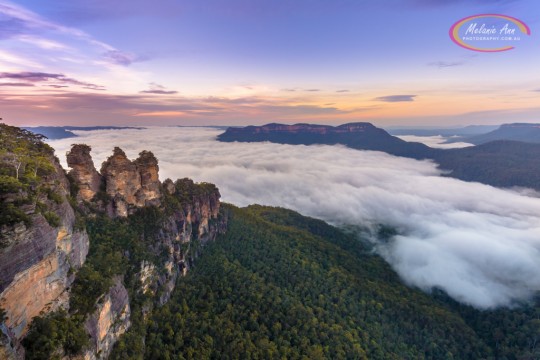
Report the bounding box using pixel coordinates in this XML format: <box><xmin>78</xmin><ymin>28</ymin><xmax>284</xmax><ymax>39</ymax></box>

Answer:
<box><xmin>137</xmin><ymin>205</ymin><xmax>539</xmax><ymax>360</ymax></box>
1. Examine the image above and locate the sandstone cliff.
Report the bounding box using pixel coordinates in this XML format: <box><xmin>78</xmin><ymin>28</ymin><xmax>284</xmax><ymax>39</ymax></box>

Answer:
<box><xmin>0</xmin><ymin>152</ymin><xmax>89</xmax><ymax>358</ymax></box>
<box><xmin>100</xmin><ymin>147</ymin><xmax>161</xmax><ymax>217</ymax></box>
<box><xmin>151</xmin><ymin>177</ymin><xmax>224</xmax><ymax>305</ymax></box>
<box><xmin>83</xmin><ymin>278</ymin><xmax>130</xmax><ymax>360</ymax></box>
<box><xmin>1</xmin><ymin>135</ymin><xmax>226</xmax><ymax>359</ymax></box>
<box><xmin>66</xmin><ymin>144</ymin><xmax>102</xmax><ymax>202</ymax></box>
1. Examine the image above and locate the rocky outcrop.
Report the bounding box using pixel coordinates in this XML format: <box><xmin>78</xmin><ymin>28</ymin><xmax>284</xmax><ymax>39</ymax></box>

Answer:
<box><xmin>99</xmin><ymin>147</ymin><xmax>162</xmax><ymax>217</ymax></box>
<box><xmin>139</xmin><ymin>178</ymin><xmax>225</xmax><ymax>305</ymax></box>
<box><xmin>0</xmin><ymin>323</ymin><xmax>16</xmax><ymax>360</ymax></box>
<box><xmin>134</xmin><ymin>151</ymin><xmax>161</xmax><ymax>206</ymax></box>
<box><xmin>139</xmin><ymin>261</ymin><xmax>156</xmax><ymax>295</ymax></box>
<box><xmin>0</xmin><ymin>156</ymin><xmax>89</xmax><ymax>357</ymax></box>
<box><xmin>1</xmin><ymin>139</ymin><xmax>226</xmax><ymax>359</ymax></box>
<box><xmin>67</xmin><ymin>144</ymin><xmax>102</xmax><ymax>202</ymax></box>
<box><xmin>84</xmin><ymin>278</ymin><xmax>130</xmax><ymax>360</ymax></box>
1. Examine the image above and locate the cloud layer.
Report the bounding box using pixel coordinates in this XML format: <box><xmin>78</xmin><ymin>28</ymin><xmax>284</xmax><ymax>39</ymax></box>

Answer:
<box><xmin>49</xmin><ymin>127</ymin><xmax>540</xmax><ymax>309</ymax></box>
<box><xmin>0</xmin><ymin>71</ymin><xmax>105</xmax><ymax>90</ymax></box>
<box><xmin>374</xmin><ymin>94</ymin><xmax>417</xmax><ymax>102</ymax></box>
<box><xmin>395</xmin><ymin>135</ymin><xmax>473</xmax><ymax>149</ymax></box>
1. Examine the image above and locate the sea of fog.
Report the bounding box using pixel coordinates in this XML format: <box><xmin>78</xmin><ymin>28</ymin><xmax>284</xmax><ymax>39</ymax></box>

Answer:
<box><xmin>395</xmin><ymin>135</ymin><xmax>473</xmax><ymax>149</ymax></box>
<box><xmin>48</xmin><ymin>127</ymin><xmax>540</xmax><ymax>309</ymax></box>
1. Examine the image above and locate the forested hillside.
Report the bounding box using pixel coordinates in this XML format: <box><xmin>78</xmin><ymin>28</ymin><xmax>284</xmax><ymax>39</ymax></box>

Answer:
<box><xmin>140</xmin><ymin>205</ymin><xmax>540</xmax><ymax>360</ymax></box>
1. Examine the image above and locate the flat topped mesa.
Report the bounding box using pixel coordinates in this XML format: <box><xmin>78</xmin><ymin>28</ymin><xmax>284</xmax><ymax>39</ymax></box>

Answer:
<box><xmin>67</xmin><ymin>145</ymin><xmax>162</xmax><ymax>217</ymax></box>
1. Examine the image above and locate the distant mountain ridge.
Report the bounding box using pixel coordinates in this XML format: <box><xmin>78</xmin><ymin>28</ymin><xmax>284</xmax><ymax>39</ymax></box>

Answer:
<box><xmin>218</xmin><ymin>122</ymin><xmax>436</xmax><ymax>159</ymax></box>
<box><xmin>461</xmin><ymin>123</ymin><xmax>540</xmax><ymax>145</ymax></box>
<box><xmin>218</xmin><ymin>122</ymin><xmax>540</xmax><ymax>191</ymax></box>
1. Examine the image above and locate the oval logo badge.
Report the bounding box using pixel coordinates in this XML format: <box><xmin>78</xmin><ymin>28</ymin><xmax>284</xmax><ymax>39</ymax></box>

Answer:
<box><xmin>450</xmin><ymin>14</ymin><xmax>530</xmax><ymax>52</ymax></box>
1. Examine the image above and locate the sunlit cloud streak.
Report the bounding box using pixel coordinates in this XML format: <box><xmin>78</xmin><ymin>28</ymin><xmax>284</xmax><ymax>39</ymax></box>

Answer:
<box><xmin>375</xmin><ymin>95</ymin><xmax>417</xmax><ymax>102</ymax></box>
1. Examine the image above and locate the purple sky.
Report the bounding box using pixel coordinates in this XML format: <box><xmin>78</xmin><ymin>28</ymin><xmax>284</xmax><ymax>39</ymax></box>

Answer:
<box><xmin>1</xmin><ymin>0</ymin><xmax>539</xmax><ymax>126</ymax></box>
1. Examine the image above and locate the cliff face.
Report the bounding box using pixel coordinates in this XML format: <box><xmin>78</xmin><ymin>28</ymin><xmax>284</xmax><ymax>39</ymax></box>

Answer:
<box><xmin>99</xmin><ymin>147</ymin><xmax>162</xmax><ymax>217</ymax></box>
<box><xmin>68</xmin><ymin>145</ymin><xmax>226</xmax><ymax>358</ymax></box>
<box><xmin>0</xmin><ymin>156</ymin><xmax>89</xmax><ymax>357</ymax></box>
<box><xmin>1</xmin><ymin>135</ymin><xmax>226</xmax><ymax>359</ymax></box>
<box><xmin>219</xmin><ymin>122</ymin><xmax>379</xmax><ymax>136</ymax></box>
<box><xmin>83</xmin><ymin>278</ymin><xmax>130</xmax><ymax>360</ymax></box>
<box><xmin>153</xmin><ymin>178</ymin><xmax>224</xmax><ymax>304</ymax></box>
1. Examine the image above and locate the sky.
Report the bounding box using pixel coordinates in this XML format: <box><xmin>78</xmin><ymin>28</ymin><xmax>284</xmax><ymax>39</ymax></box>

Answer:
<box><xmin>1</xmin><ymin>0</ymin><xmax>540</xmax><ymax>126</ymax></box>
<box><xmin>49</xmin><ymin>127</ymin><xmax>540</xmax><ymax>308</ymax></box>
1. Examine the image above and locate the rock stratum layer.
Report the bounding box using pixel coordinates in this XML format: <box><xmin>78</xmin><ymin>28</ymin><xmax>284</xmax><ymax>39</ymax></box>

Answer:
<box><xmin>0</xmin><ymin>153</ymin><xmax>89</xmax><ymax>358</ymax></box>
<box><xmin>1</xmin><ymin>138</ymin><xmax>225</xmax><ymax>359</ymax></box>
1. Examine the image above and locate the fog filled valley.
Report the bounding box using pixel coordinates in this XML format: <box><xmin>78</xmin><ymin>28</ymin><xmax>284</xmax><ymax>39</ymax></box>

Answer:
<box><xmin>2</xmin><ymin>0</ymin><xmax>540</xmax><ymax>358</ymax></box>
<box><xmin>2</xmin><ymin>124</ymin><xmax>540</xmax><ymax>359</ymax></box>
<box><xmin>48</xmin><ymin>127</ymin><xmax>540</xmax><ymax>310</ymax></box>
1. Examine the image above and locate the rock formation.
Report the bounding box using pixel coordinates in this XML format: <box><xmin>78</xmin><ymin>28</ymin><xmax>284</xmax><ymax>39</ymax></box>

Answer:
<box><xmin>99</xmin><ymin>147</ymin><xmax>162</xmax><ymax>217</ymax></box>
<box><xmin>150</xmin><ymin>178</ymin><xmax>224</xmax><ymax>304</ymax></box>
<box><xmin>0</xmin><ymin>156</ymin><xmax>89</xmax><ymax>357</ymax></box>
<box><xmin>84</xmin><ymin>278</ymin><xmax>131</xmax><ymax>360</ymax></box>
<box><xmin>1</xmin><ymin>140</ymin><xmax>226</xmax><ymax>359</ymax></box>
<box><xmin>66</xmin><ymin>144</ymin><xmax>102</xmax><ymax>202</ymax></box>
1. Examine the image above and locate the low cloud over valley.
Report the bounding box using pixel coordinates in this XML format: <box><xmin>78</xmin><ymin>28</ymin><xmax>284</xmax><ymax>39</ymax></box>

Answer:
<box><xmin>49</xmin><ymin>127</ymin><xmax>540</xmax><ymax>309</ymax></box>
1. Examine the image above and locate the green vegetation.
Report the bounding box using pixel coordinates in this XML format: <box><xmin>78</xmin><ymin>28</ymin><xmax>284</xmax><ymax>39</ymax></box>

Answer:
<box><xmin>173</xmin><ymin>178</ymin><xmax>219</xmax><ymax>204</ymax></box>
<box><xmin>140</xmin><ymin>205</ymin><xmax>539</xmax><ymax>360</ymax></box>
<box><xmin>22</xmin><ymin>310</ymin><xmax>88</xmax><ymax>360</ymax></box>
<box><xmin>0</xmin><ymin>306</ymin><xmax>6</xmax><ymax>322</ymax></box>
<box><xmin>144</xmin><ymin>206</ymin><xmax>461</xmax><ymax>359</ymax></box>
<box><xmin>434</xmin><ymin>292</ymin><xmax>540</xmax><ymax>360</ymax></box>
<box><xmin>42</xmin><ymin>211</ymin><xmax>61</xmax><ymax>227</ymax></box>
<box><xmin>69</xmin><ymin>208</ymin><xmax>165</xmax><ymax>317</ymax></box>
<box><xmin>0</xmin><ymin>123</ymin><xmax>60</xmax><ymax>228</ymax></box>
<box><xmin>7</xmin><ymin>120</ymin><xmax>536</xmax><ymax>358</ymax></box>
<box><xmin>0</xmin><ymin>123</ymin><xmax>55</xmax><ymax>181</ymax></box>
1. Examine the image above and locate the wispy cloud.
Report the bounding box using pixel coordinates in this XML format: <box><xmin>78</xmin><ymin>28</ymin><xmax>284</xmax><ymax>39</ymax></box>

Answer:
<box><xmin>133</xmin><ymin>111</ymin><xmax>185</xmax><ymax>117</ymax></box>
<box><xmin>0</xmin><ymin>90</ymin><xmax>350</xmax><ymax>125</ymax></box>
<box><xmin>0</xmin><ymin>71</ymin><xmax>105</xmax><ymax>90</ymax></box>
<box><xmin>0</xmin><ymin>82</ymin><xmax>34</xmax><ymax>87</ymax></box>
<box><xmin>0</xmin><ymin>1</ymin><xmax>87</xmax><ymax>39</ymax></box>
<box><xmin>428</xmin><ymin>61</ymin><xmax>465</xmax><ymax>68</ymax></box>
<box><xmin>281</xmin><ymin>88</ymin><xmax>324</xmax><ymax>93</ymax></box>
<box><xmin>140</xmin><ymin>89</ymin><xmax>179</xmax><ymax>95</ymax></box>
<box><xmin>336</xmin><ymin>89</ymin><xmax>350</xmax><ymax>93</ymax></box>
<box><xmin>15</xmin><ymin>35</ymin><xmax>68</xmax><ymax>50</ymax></box>
<box><xmin>375</xmin><ymin>94</ymin><xmax>417</xmax><ymax>102</ymax></box>
<box><xmin>0</xmin><ymin>1</ymin><xmax>143</xmax><ymax>69</ymax></box>
<box><xmin>103</xmin><ymin>50</ymin><xmax>147</xmax><ymax>66</ymax></box>
<box><xmin>140</xmin><ymin>82</ymin><xmax>178</xmax><ymax>95</ymax></box>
